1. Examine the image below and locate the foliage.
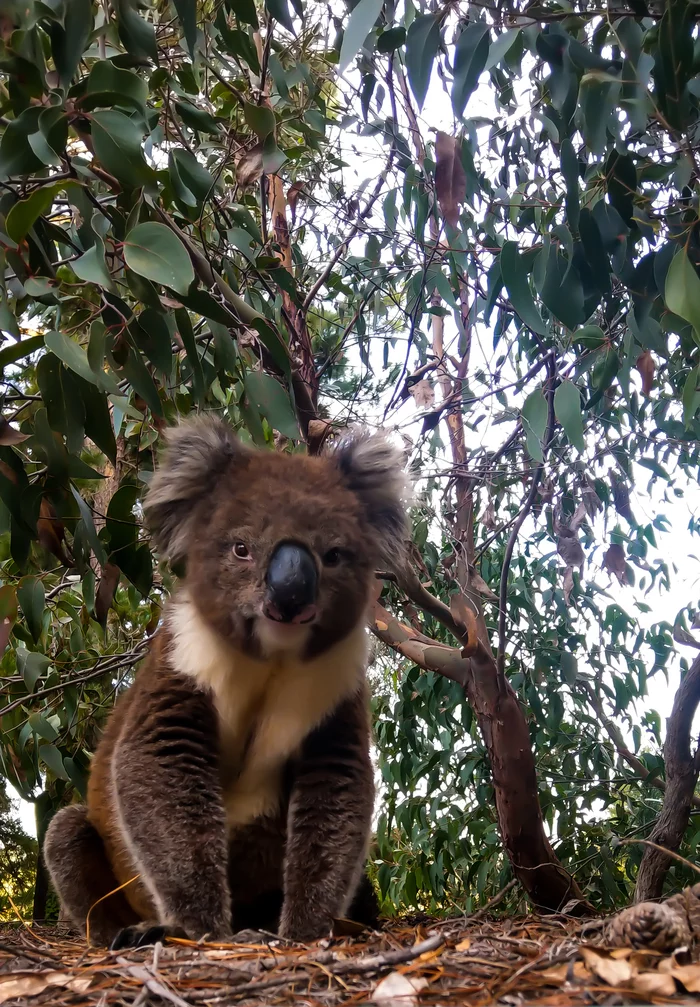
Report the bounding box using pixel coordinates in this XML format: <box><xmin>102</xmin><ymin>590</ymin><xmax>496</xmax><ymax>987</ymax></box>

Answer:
<box><xmin>1</xmin><ymin>0</ymin><xmax>700</xmax><ymax>917</ymax></box>
<box><xmin>0</xmin><ymin>781</ymin><xmax>37</xmax><ymax>921</ymax></box>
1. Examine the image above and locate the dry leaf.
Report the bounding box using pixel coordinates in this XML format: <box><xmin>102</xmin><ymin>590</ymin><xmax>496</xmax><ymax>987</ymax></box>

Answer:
<box><xmin>569</xmin><ymin>501</ymin><xmax>589</xmax><ymax>531</ymax></box>
<box><xmin>0</xmin><ymin>971</ymin><xmax>92</xmax><ymax>1003</ymax></box>
<box><xmin>610</xmin><ymin>473</ymin><xmax>635</xmax><ymax>524</ymax></box>
<box><xmin>287</xmin><ymin>180</ymin><xmax>305</xmax><ymax>220</ymax></box>
<box><xmin>0</xmin><ymin>418</ymin><xmax>28</xmax><ymax>445</ymax></box>
<box><xmin>235</xmin><ymin>143</ymin><xmax>264</xmax><ymax>186</ymax></box>
<box><xmin>408</xmin><ymin>378</ymin><xmax>435</xmax><ymax>409</ymax></box>
<box><xmin>671</xmin><ymin>963</ymin><xmax>700</xmax><ymax>992</ymax></box>
<box><xmin>563</xmin><ymin>565</ymin><xmax>574</xmax><ymax>605</ymax></box>
<box><xmin>470</xmin><ymin>571</ymin><xmax>498</xmax><ymax>602</ymax></box>
<box><xmin>603</xmin><ymin>543</ymin><xmax>627</xmax><ymax>585</ymax></box>
<box><xmin>557</xmin><ymin>531</ymin><xmax>585</xmax><ymax>571</ymax></box>
<box><xmin>95</xmin><ymin>562</ymin><xmax>120</xmax><ymax>625</ymax></box>
<box><xmin>636</xmin><ymin>350</ymin><xmax>655</xmax><ymax>395</ymax></box>
<box><xmin>541</xmin><ymin>960</ymin><xmax>589</xmax><ymax>983</ymax></box>
<box><xmin>580</xmin><ymin>947</ymin><xmax>633</xmax><ymax>986</ymax></box>
<box><xmin>371</xmin><ymin>971</ymin><xmax>428</xmax><ymax>1006</ymax></box>
<box><xmin>582</xmin><ymin>484</ymin><xmax>602</xmax><ymax>518</ymax></box>
<box><xmin>482</xmin><ymin>499</ymin><xmax>496</xmax><ymax>529</ymax></box>
<box><xmin>631</xmin><ymin>970</ymin><xmax>677</xmax><ymax>996</ymax></box>
<box><xmin>37</xmin><ymin>497</ymin><xmax>72</xmax><ymax>566</ymax></box>
<box><xmin>434</xmin><ymin>131</ymin><xmax>466</xmax><ymax>229</ymax></box>
<box><xmin>455</xmin><ymin>937</ymin><xmax>471</xmax><ymax>951</ymax></box>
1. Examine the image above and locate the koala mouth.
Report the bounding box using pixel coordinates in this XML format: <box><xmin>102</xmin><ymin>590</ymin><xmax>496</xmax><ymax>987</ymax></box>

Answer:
<box><xmin>262</xmin><ymin>601</ymin><xmax>317</xmax><ymax>626</ymax></box>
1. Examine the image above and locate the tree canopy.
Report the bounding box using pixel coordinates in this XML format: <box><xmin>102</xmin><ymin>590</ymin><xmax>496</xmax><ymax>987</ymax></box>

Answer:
<box><xmin>1</xmin><ymin>0</ymin><xmax>700</xmax><ymax>921</ymax></box>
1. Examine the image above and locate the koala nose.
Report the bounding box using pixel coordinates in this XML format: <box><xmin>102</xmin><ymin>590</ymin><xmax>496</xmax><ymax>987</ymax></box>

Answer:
<box><xmin>264</xmin><ymin>542</ymin><xmax>318</xmax><ymax>624</ymax></box>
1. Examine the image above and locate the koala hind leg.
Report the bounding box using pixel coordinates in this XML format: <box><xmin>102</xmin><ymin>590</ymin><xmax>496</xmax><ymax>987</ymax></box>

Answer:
<box><xmin>44</xmin><ymin>805</ymin><xmax>139</xmax><ymax>947</ymax></box>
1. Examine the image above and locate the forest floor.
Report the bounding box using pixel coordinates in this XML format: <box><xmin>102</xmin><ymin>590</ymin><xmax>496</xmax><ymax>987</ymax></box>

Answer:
<box><xmin>1</xmin><ymin>914</ymin><xmax>700</xmax><ymax>1006</ymax></box>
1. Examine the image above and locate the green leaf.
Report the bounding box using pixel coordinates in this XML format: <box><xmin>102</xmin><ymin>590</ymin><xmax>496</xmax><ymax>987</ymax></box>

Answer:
<box><xmin>85</xmin><ymin>61</ymin><xmax>149</xmax><ymax>115</ymax></box>
<box><xmin>560</xmin><ymin>138</ymin><xmax>580</xmax><ymax>233</ymax></box>
<box><xmin>45</xmin><ymin>331</ymin><xmax>120</xmax><ymax>394</ymax></box>
<box><xmin>0</xmin><ymin>108</ymin><xmax>44</xmax><ymax>180</ymax></box>
<box><xmin>500</xmin><ymin>241</ymin><xmax>547</xmax><ymax>336</ymax></box>
<box><xmin>29</xmin><ymin>713</ymin><xmax>59</xmax><ymax>743</ymax></box>
<box><xmin>540</xmin><ymin>246</ymin><xmax>584</xmax><ymax>330</ymax></box>
<box><xmin>243</xmin><ymin>101</ymin><xmax>276</xmax><ymax>138</ymax></box>
<box><xmin>554</xmin><ymin>380</ymin><xmax>585</xmax><ymax>452</ymax></box>
<box><xmin>339</xmin><ymin>0</ymin><xmax>383</xmax><ymax>74</ymax></box>
<box><xmin>90</xmin><ymin>110</ymin><xmax>151</xmax><ymax>188</ymax></box>
<box><xmin>48</xmin><ymin>0</ymin><xmax>93</xmax><ymax>88</ymax></box>
<box><xmin>5</xmin><ymin>181</ymin><xmax>78</xmax><ymax>243</ymax></box>
<box><xmin>664</xmin><ymin>247</ymin><xmax>700</xmax><ymax>348</ymax></box>
<box><xmin>72</xmin><ymin>212</ymin><xmax>116</xmax><ymax>291</ymax></box>
<box><xmin>174</xmin><ymin>101</ymin><xmax>221</xmax><ymax>134</ymax></box>
<box><xmin>265</xmin><ymin>0</ymin><xmax>294</xmax><ymax>33</ymax></box>
<box><xmin>682</xmin><ymin>364</ymin><xmax>700</xmax><ymax>428</ymax></box>
<box><xmin>39</xmin><ymin>744</ymin><xmax>70</xmax><ymax>781</ymax></box>
<box><xmin>262</xmin><ymin>132</ymin><xmax>287</xmax><ymax>174</ymax></box>
<box><xmin>170</xmin><ymin>149</ymin><xmax>215</xmax><ymax>202</ymax></box>
<box><xmin>452</xmin><ymin>22</ymin><xmax>490</xmax><ymax>118</ymax></box>
<box><xmin>245</xmin><ymin>371</ymin><xmax>300</xmax><ymax>439</ymax></box>
<box><xmin>405</xmin><ymin>14</ymin><xmax>441</xmax><ymax>110</ymax></box>
<box><xmin>71</xmin><ymin>486</ymin><xmax>108</xmax><ymax>567</ymax></box>
<box><xmin>521</xmin><ymin>388</ymin><xmax>547</xmax><ymax>463</ymax></box>
<box><xmin>175</xmin><ymin>308</ymin><xmax>205</xmax><ymax>405</ymax></box>
<box><xmin>376</xmin><ymin>26</ymin><xmax>405</xmax><ymax>53</ymax></box>
<box><xmin>560</xmin><ymin>652</ymin><xmax>578</xmax><ymax>685</ymax></box>
<box><xmin>63</xmin><ymin>757</ymin><xmax>88</xmax><ymax>798</ymax></box>
<box><xmin>172</xmin><ymin>0</ymin><xmax>197</xmax><ymax>54</ymax></box>
<box><xmin>17</xmin><ymin>576</ymin><xmax>45</xmax><ymax>643</ymax></box>
<box><xmin>17</xmin><ymin>650</ymin><xmax>51</xmax><ymax>693</ymax></box>
<box><xmin>123</xmin><ymin>223</ymin><xmax>195</xmax><ymax>295</ymax></box>
<box><xmin>113</xmin><ymin>0</ymin><xmax>158</xmax><ymax>61</ymax></box>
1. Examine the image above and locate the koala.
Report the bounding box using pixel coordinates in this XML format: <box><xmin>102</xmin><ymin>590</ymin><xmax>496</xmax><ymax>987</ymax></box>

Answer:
<box><xmin>44</xmin><ymin>416</ymin><xmax>408</xmax><ymax>949</ymax></box>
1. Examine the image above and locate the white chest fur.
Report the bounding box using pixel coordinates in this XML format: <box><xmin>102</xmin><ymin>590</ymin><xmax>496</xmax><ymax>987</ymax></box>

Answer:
<box><xmin>166</xmin><ymin>593</ymin><xmax>369</xmax><ymax>829</ymax></box>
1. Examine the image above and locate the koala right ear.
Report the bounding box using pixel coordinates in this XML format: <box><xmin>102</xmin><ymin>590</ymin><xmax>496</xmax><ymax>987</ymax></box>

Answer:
<box><xmin>143</xmin><ymin>415</ymin><xmax>247</xmax><ymax>564</ymax></box>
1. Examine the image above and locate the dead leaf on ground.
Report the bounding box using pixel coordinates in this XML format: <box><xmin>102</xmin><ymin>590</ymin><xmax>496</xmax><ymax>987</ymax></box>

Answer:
<box><xmin>455</xmin><ymin>937</ymin><xmax>471</xmax><ymax>951</ymax></box>
<box><xmin>371</xmin><ymin>971</ymin><xmax>429</xmax><ymax>1006</ymax></box>
<box><xmin>670</xmin><ymin>962</ymin><xmax>700</xmax><ymax>992</ymax></box>
<box><xmin>636</xmin><ymin>349</ymin><xmax>655</xmax><ymax>395</ymax></box>
<box><xmin>0</xmin><ymin>971</ymin><xmax>92</xmax><ymax>1003</ymax></box>
<box><xmin>408</xmin><ymin>378</ymin><xmax>435</xmax><ymax>409</ymax></box>
<box><xmin>603</xmin><ymin>543</ymin><xmax>627</xmax><ymax>585</ymax></box>
<box><xmin>0</xmin><ymin>418</ymin><xmax>28</xmax><ymax>445</ymax></box>
<box><xmin>434</xmin><ymin>131</ymin><xmax>466</xmax><ymax>230</ymax></box>
<box><xmin>580</xmin><ymin>947</ymin><xmax>633</xmax><ymax>986</ymax></box>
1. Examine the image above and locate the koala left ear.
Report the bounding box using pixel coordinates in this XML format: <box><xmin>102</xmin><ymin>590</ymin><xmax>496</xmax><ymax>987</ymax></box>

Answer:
<box><xmin>331</xmin><ymin>428</ymin><xmax>410</xmax><ymax>572</ymax></box>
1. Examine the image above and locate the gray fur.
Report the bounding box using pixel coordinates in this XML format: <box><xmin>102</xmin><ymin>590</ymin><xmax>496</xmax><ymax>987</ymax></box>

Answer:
<box><xmin>332</xmin><ymin>428</ymin><xmax>410</xmax><ymax>572</ymax></box>
<box><xmin>143</xmin><ymin>416</ymin><xmax>245</xmax><ymax>564</ymax></box>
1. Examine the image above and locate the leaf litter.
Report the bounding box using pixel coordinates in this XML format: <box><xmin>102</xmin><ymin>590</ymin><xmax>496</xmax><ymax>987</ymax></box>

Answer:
<box><xmin>3</xmin><ymin>914</ymin><xmax>700</xmax><ymax>1006</ymax></box>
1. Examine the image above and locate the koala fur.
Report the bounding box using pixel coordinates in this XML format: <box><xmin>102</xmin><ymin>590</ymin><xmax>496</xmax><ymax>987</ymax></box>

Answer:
<box><xmin>44</xmin><ymin>417</ymin><xmax>408</xmax><ymax>948</ymax></box>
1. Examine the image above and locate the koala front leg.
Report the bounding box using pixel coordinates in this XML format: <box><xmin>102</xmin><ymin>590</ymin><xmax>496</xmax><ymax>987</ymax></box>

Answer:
<box><xmin>280</xmin><ymin>688</ymin><xmax>374</xmax><ymax>942</ymax></box>
<box><xmin>112</xmin><ymin>675</ymin><xmax>232</xmax><ymax>944</ymax></box>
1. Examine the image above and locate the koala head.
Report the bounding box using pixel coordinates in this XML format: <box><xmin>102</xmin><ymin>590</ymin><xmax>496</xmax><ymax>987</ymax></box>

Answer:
<box><xmin>143</xmin><ymin>416</ymin><xmax>409</xmax><ymax>659</ymax></box>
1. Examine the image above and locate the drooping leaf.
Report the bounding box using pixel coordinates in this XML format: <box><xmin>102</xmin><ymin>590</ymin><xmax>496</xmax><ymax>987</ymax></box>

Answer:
<box><xmin>243</xmin><ymin>101</ymin><xmax>276</xmax><ymax>138</ymax></box>
<box><xmin>123</xmin><ymin>223</ymin><xmax>195</xmax><ymax>295</ymax></box>
<box><xmin>452</xmin><ymin>22</ymin><xmax>490</xmax><ymax>118</ymax></box>
<box><xmin>90</xmin><ymin>110</ymin><xmax>151</xmax><ymax>188</ymax></box>
<box><xmin>113</xmin><ymin>0</ymin><xmax>158</xmax><ymax>62</ymax></box>
<box><xmin>39</xmin><ymin>743</ymin><xmax>70</xmax><ymax>781</ymax></box>
<box><xmin>338</xmin><ymin>0</ymin><xmax>384</xmax><ymax>75</ymax></box>
<box><xmin>245</xmin><ymin>371</ymin><xmax>300</xmax><ymax>439</ymax></box>
<box><xmin>664</xmin><ymin>247</ymin><xmax>700</xmax><ymax>347</ymax></box>
<box><xmin>172</xmin><ymin>0</ymin><xmax>198</xmax><ymax>54</ymax></box>
<box><xmin>17</xmin><ymin>576</ymin><xmax>45</xmax><ymax>643</ymax></box>
<box><xmin>48</xmin><ymin>0</ymin><xmax>94</xmax><ymax>88</ymax></box>
<box><xmin>5</xmin><ymin>182</ymin><xmax>78</xmax><ymax>243</ymax></box>
<box><xmin>265</xmin><ymin>0</ymin><xmax>294</xmax><ymax>33</ymax></box>
<box><xmin>521</xmin><ymin>388</ymin><xmax>548</xmax><ymax>463</ymax></box>
<box><xmin>45</xmin><ymin>331</ymin><xmax>120</xmax><ymax>394</ymax></box>
<box><xmin>17</xmin><ymin>650</ymin><xmax>51</xmax><ymax>693</ymax></box>
<box><xmin>500</xmin><ymin>241</ymin><xmax>547</xmax><ymax>336</ymax></box>
<box><xmin>405</xmin><ymin>14</ymin><xmax>440</xmax><ymax>110</ymax></box>
<box><xmin>434</xmin><ymin>132</ymin><xmax>466</xmax><ymax>230</ymax></box>
<box><xmin>554</xmin><ymin>380</ymin><xmax>585</xmax><ymax>452</ymax></box>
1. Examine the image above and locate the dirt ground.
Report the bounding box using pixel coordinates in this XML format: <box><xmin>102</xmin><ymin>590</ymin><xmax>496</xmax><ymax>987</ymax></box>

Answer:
<box><xmin>1</xmin><ymin>914</ymin><xmax>700</xmax><ymax>1006</ymax></box>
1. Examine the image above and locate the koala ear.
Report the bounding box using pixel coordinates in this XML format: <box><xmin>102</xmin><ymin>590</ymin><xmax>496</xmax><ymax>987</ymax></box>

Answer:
<box><xmin>332</xmin><ymin>428</ymin><xmax>410</xmax><ymax>572</ymax></box>
<box><xmin>143</xmin><ymin>416</ymin><xmax>246</xmax><ymax>564</ymax></box>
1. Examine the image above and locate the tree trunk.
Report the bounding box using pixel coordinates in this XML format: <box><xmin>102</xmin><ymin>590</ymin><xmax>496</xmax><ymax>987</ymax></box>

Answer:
<box><xmin>634</xmin><ymin>654</ymin><xmax>700</xmax><ymax>902</ymax></box>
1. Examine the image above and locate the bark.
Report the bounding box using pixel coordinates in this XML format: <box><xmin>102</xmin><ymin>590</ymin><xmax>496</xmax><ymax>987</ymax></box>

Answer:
<box><xmin>634</xmin><ymin>655</ymin><xmax>700</xmax><ymax>903</ymax></box>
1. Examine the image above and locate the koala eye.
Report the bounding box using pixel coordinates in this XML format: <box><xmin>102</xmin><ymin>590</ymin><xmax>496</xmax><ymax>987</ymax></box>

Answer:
<box><xmin>323</xmin><ymin>548</ymin><xmax>342</xmax><ymax>567</ymax></box>
<box><xmin>233</xmin><ymin>542</ymin><xmax>251</xmax><ymax>560</ymax></box>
